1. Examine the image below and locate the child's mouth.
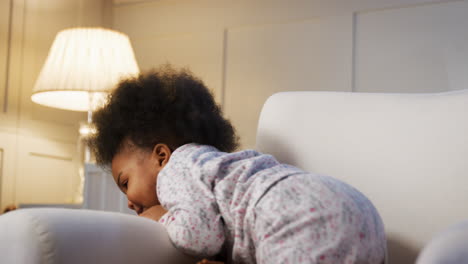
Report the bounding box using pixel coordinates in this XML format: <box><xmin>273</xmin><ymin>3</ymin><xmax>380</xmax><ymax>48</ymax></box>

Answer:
<box><xmin>136</xmin><ymin>208</ymin><xmax>144</xmax><ymax>215</ymax></box>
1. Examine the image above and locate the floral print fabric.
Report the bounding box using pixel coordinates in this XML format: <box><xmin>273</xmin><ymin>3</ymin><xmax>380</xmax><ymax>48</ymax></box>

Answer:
<box><xmin>158</xmin><ymin>144</ymin><xmax>386</xmax><ymax>263</ymax></box>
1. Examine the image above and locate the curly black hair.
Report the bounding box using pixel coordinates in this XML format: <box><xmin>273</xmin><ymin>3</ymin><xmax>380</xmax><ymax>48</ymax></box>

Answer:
<box><xmin>89</xmin><ymin>65</ymin><xmax>239</xmax><ymax>166</ymax></box>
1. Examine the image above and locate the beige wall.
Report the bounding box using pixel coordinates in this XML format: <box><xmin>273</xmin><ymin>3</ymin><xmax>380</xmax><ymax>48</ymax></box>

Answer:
<box><xmin>113</xmin><ymin>0</ymin><xmax>468</xmax><ymax>149</ymax></box>
<box><xmin>0</xmin><ymin>0</ymin><xmax>111</xmax><ymax>210</ymax></box>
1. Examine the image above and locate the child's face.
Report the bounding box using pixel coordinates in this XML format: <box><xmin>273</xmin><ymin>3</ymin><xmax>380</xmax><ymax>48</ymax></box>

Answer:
<box><xmin>111</xmin><ymin>142</ymin><xmax>171</xmax><ymax>215</ymax></box>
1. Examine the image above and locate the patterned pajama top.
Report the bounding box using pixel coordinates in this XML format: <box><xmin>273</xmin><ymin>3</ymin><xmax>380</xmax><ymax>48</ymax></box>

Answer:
<box><xmin>158</xmin><ymin>144</ymin><xmax>387</xmax><ymax>264</ymax></box>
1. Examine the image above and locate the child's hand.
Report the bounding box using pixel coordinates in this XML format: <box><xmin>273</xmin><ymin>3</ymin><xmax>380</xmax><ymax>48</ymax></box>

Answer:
<box><xmin>139</xmin><ymin>205</ymin><xmax>167</xmax><ymax>221</ymax></box>
<box><xmin>196</xmin><ymin>259</ymin><xmax>224</xmax><ymax>264</ymax></box>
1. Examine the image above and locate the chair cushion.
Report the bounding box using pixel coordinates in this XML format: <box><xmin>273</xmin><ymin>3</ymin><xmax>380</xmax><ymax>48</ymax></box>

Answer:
<box><xmin>0</xmin><ymin>208</ymin><xmax>195</xmax><ymax>264</ymax></box>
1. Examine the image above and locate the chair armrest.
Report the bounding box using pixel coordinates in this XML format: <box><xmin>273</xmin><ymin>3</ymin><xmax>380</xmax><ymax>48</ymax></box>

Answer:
<box><xmin>416</xmin><ymin>220</ymin><xmax>468</xmax><ymax>264</ymax></box>
<box><xmin>0</xmin><ymin>208</ymin><xmax>196</xmax><ymax>264</ymax></box>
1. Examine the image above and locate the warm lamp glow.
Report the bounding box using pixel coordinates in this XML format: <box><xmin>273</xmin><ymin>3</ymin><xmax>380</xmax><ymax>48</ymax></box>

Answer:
<box><xmin>30</xmin><ymin>27</ymin><xmax>139</xmax><ymax>204</ymax></box>
<box><xmin>31</xmin><ymin>27</ymin><xmax>139</xmax><ymax>111</ymax></box>
<box><xmin>79</xmin><ymin>122</ymin><xmax>97</xmax><ymax>137</ymax></box>
<box><xmin>31</xmin><ymin>91</ymin><xmax>107</xmax><ymax>112</ymax></box>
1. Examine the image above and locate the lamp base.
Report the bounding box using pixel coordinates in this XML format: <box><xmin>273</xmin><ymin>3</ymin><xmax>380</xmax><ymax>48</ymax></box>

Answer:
<box><xmin>74</xmin><ymin>121</ymin><xmax>96</xmax><ymax>204</ymax></box>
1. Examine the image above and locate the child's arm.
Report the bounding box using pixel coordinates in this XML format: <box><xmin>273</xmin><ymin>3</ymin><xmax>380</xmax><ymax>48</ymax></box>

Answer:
<box><xmin>157</xmin><ymin>145</ymin><xmax>226</xmax><ymax>258</ymax></box>
<box><xmin>159</xmin><ymin>202</ymin><xmax>225</xmax><ymax>257</ymax></box>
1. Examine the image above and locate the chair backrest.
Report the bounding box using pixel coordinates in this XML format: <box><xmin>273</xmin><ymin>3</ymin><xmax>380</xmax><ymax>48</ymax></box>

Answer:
<box><xmin>256</xmin><ymin>90</ymin><xmax>468</xmax><ymax>264</ymax></box>
<box><xmin>416</xmin><ymin>220</ymin><xmax>468</xmax><ymax>264</ymax></box>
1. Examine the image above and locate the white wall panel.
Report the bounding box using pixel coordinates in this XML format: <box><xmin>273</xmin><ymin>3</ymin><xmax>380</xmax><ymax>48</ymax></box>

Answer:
<box><xmin>0</xmin><ymin>132</ymin><xmax>17</xmax><ymax>210</ymax></box>
<box><xmin>0</xmin><ymin>148</ymin><xmax>3</xmax><ymax>208</ymax></box>
<box><xmin>225</xmin><ymin>16</ymin><xmax>353</xmax><ymax>148</ymax></box>
<box><xmin>114</xmin><ymin>0</ymin><xmax>448</xmax><ymax>39</ymax></box>
<box><xmin>0</xmin><ymin>0</ymin><xmax>25</xmax><ymax>131</ymax></box>
<box><xmin>132</xmin><ymin>31</ymin><xmax>224</xmax><ymax>103</ymax></box>
<box><xmin>15</xmin><ymin>136</ymin><xmax>78</xmax><ymax>204</ymax></box>
<box><xmin>355</xmin><ymin>0</ymin><xmax>468</xmax><ymax>93</ymax></box>
<box><xmin>0</xmin><ymin>0</ymin><xmax>11</xmax><ymax>113</ymax></box>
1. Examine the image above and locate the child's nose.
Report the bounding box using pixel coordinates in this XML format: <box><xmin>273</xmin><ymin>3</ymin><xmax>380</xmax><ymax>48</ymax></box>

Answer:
<box><xmin>128</xmin><ymin>200</ymin><xmax>137</xmax><ymax>211</ymax></box>
<box><xmin>128</xmin><ymin>200</ymin><xmax>144</xmax><ymax>215</ymax></box>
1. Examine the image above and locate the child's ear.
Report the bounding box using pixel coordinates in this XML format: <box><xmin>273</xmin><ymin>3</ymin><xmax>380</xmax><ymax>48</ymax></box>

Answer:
<box><xmin>151</xmin><ymin>143</ymin><xmax>172</xmax><ymax>167</ymax></box>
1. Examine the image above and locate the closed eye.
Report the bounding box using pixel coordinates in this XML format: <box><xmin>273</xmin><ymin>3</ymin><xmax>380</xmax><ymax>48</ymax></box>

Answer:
<box><xmin>116</xmin><ymin>172</ymin><xmax>128</xmax><ymax>193</ymax></box>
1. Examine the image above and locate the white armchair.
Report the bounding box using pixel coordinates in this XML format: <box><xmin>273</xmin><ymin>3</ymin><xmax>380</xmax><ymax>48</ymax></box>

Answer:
<box><xmin>255</xmin><ymin>89</ymin><xmax>468</xmax><ymax>264</ymax></box>
<box><xmin>0</xmin><ymin>208</ymin><xmax>195</xmax><ymax>264</ymax></box>
<box><xmin>1</xmin><ymin>89</ymin><xmax>467</xmax><ymax>264</ymax></box>
<box><xmin>416</xmin><ymin>220</ymin><xmax>468</xmax><ymax>264</ymax></box>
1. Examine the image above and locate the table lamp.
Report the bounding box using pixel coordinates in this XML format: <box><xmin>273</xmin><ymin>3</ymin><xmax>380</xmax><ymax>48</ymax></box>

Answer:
<box><xmin>31</xmin><ymin>27</ymin><xmax>139</xmax><ymax>203</ymax></box>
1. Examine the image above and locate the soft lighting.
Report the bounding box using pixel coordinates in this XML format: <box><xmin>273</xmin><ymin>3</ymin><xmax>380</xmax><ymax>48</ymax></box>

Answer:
<box><xmin>31</xmin><ymin>27</ymin><xmax>139</xmax><ymax>111</ymax></box>
<box><xmin>30</xmin><ymin>27</ymin><xmax>139</xmax><ymax>204</ymax></box>
<box><xmin>79</xmin><ymin>122</ymin><xmax>97</xmax><ymax>136</ymax></box>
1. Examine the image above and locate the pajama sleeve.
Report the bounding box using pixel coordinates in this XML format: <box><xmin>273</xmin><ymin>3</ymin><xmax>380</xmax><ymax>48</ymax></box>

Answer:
<box><xmin>157</xmin><ymin>147</ymin><xmax>226</xmax><ymax>257</ymax></box>
<box><xmin>158</xmin><ymin>201</ymin><xmax>225</xmax><ymax>257</ymax></box>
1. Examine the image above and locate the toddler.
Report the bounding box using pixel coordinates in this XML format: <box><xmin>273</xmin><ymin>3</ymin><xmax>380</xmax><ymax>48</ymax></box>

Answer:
<box><xmin>89</xmin><ymin>65</ymin><xmax>387</xmax><ymax>264</ymax></box>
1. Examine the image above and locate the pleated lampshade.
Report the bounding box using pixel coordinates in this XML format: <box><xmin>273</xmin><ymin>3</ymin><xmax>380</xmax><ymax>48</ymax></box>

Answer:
<box><xmin>31</xmin><ymin>27</ymin><xmax>139</xmax><ymax>111</ymax></box>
